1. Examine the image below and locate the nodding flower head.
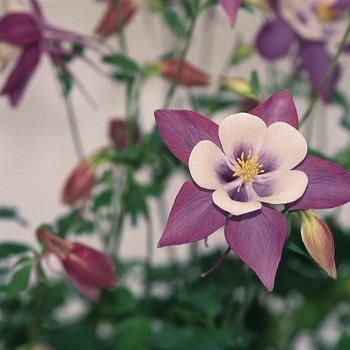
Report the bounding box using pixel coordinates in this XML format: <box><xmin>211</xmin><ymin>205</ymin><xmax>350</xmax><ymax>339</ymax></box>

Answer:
<box><xmin>37</xmin><ymin>229</ymin><xmax>118</xmax><ymax>301</ymax></box>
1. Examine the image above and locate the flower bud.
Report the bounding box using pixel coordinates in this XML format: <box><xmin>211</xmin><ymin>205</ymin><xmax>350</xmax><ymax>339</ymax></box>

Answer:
<box><xmin>109</xmin><ymin>118</ymin><xmax>140</xmax><ymax>149</ymax></box>
<box><xmin>62</xmin><ymin>162</ymin><xmax>95</xmax><ymax>205</ymax></box>
<box><xmin>300</xmin><ymin>210</ymin><xmax>337</xmax><ymax>279</ymax></box>
<box><xmin>220</xmin><ymin>77</ymin><xmax>259</xmax><ymax>100</ymax></box>
<box><xmin>159</xmin><ymin>58</ymin><xmax>210</xmax><ymax>86</ymax></box>
<box><xmin>94</xmin><ymin>0</ymin><xmax>142</xmax><ymax>37</ymax></box>
<box><xmin>218</xmin><ymin>0</ymin><xmax>243</xmax><ymax>26</ymax></box>
<box><xmin>37</xmin><ymin>229</ymin><xmax>118</xmax><ymax>301</ymax></box>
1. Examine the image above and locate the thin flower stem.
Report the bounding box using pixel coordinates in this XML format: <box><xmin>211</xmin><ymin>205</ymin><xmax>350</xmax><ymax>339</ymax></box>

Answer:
<box><xmin>29</xmin><ymin>282</ymin><xmax>44</xmax><ymax>348</ymax></box>
<box><xmin>300</xmin><ymin>15</ymin><xmax>350</xmax><ymax>127</ymax></box>
<box><xmin>144</xmin><ymin>217</ymin><xmax>154</xmax><ymax>312</ymax></box>
<box><xmin>162</xmin><ymin>1</ymin><xmax>200</xmax><ymax>109</ymax></box>
<box><xmin>63</xmin><ymin>93</ymin><xmax>85</xmax><ymax>161</ymax></box>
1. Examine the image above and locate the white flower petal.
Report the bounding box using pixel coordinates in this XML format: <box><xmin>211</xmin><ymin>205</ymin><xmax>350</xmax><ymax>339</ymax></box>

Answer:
<box><xmin>253</xmin><ymin>170</ymin><xmax>308</xmax><ymax>204</ymax></box>
<box><xmin>259</xmin><ymin>122</ymin><xmax>307</xmax><ymax>172</ymax></box>
<box><xmin>219</xmin><ymin>113</ymin><xmax>267</xmax><ymax>163</ymax></box>
<box><xmin>212</xmin><ymin>188</ymin><xmax>262</xmax><ymax>216</ymax></box>
<box><xmin>189</xmin><ymin>140</ymin><xmax>231</xmax><ymax>190</ymax></box>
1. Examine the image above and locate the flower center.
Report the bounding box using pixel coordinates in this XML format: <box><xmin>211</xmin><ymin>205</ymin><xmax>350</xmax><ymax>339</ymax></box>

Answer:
<box><xmin>232</xmin><ymin>150</ymin><xmax>264</xmax><ymax>192</ymax></box>
<box><xmin>315</xmin><ymin>1</ymin><xmax>340</xmax><ymax>22</ymax></box>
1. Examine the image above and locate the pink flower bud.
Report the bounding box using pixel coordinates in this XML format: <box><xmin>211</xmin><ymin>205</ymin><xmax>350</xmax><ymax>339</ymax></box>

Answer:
<box><xmin>62</xmin><ymin>162</ymin><xmax>95</xmax><ymax>205</ymax></box>
<box><xmin>94</xmin><ymin>0</ymin><xmax>140</xmax><ymax>37</ymax></box>
<box><xmin>109</xmin><ymin>118</ymin><xmax>140</xmax><ymax>149</ymax></box>
<box><xmin>160</xmin><ymin>58</ymin><xmax>210</xmax><ymax>86</ymax></box>
<box><xmin>300</xmin><ymin>210</ymin><xmax>337</xmax><ymax>279</ymax></box>
<box><xmin>38</xmin><ymin>229</ymin><xmax>117</xmax><ymax>301</ymax></box>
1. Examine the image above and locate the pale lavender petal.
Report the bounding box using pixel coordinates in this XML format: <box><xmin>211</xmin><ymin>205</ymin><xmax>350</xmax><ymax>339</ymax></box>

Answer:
<box><xmin>158</xmin><ymin>180</ymin><xmax>226</xmax><ymax>247</ymax></box>
<box><xmin>258</xmin><ymin>121</ymin><xmax>307</xmax><ymax>171</ymax></box>
<box><xmin>256</xmin><ymin>16</ymin><xmax>296</xmax><ymax>60</ymax></box>
<box><xmin>250</xmin><ymin>90</ymin><xmax>299</xmax><ymax>128</ymax></box>
<box><xmin>219</xmin><ymin>113</ymin><xmax>267</xmax><ymax>162</ymax></box>
<box><xmin>189</xmin><ymin>140</ymin><xmax>232</xmax><ymax>189</ymax></box>
<box><xmin>225</xmin><ymin>205</ymin><xmax>288</xmax><ymax>291</ymax></box>
<box><xmin>300</xmin><ymin>43</ymin><xmax>340</xmax><ymax>102</ymax></box>
<box><xmin>0</xmin><ymin>13</ymin><xmax>41</xmax><ymax>45</ymax></box>
<box><xmin>218</xmin><ymin>0</ymin><xmax>243</xmax><ymax>26</ymax></box>
<box><xmin>1</xmin><ymin>45</ymin><xmax>41</xmax><ymax>106</ymax></box>
<box><xmin>286</xmin><ymin>156</ymin><xmax>350</xmax><ymax>210</ymax></box>
<box><xmin>253</xmin><ymin>170</ymin><xmax>308</xmax><ymax>204</ymax></box>
<box><xmin>212</xmin><ymin>187</ymin><xmax>262</xmax><ymax>215</ymax></box>
<box><xmin>155</xmin><ymin>110</ymin><xmax>220</xmax><ymax>165</ymax></box>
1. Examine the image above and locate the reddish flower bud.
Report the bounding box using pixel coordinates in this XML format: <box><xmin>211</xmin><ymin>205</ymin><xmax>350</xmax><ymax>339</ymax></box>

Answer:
<box><xmin>38</xmin><ymin>229</ymin><xmax>117</xmax><ymax>301</ymax></box>
<box><xmin>159</xmin><ymin>58</ymin><xmax>210</xmax><ymax>86</ymax></box>
<box><xmin>94</xmin><ymin>0</ymin><xmax>141</xmax><ymax>37</ymax></box>
<box><xmin>300</xmin><ymin>210</ymin><xmax>337</xmax><ymax>279</ymax></box>
<box><xmin>109</xmin><ymin>118</ymin><xmax>140</xmax><ymax>149</ymax></box>
<box><xmin>62</xmin><ymin>162</ymin><xmax>95</xmax><ymax>205</ymax></box>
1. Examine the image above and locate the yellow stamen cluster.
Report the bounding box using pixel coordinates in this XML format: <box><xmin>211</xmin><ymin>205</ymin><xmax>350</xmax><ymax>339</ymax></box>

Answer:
<box><xmin>233</xmin><ymin>150</ymin><xmax>264</xmax><ymax>192</ymax></box>
<box><xmin>315</xmin><ymin>1</ymin><xmax>340</xmax><ymax>21</ymax></box>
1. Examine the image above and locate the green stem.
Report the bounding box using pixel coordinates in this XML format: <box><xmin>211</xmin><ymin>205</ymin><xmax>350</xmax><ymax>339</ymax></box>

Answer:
<box><xmin>29</xmin><ymin>282</ymin><xmax>44</xmax><ymax>348</ymax></box>
<box><xmin>64</xmin><ymin>93</ymin><xmax>84</xmax><ymax>161</ymax></box>
<box><xmin>162</xmin><ymin>1</ymin><xmax>200</xmax><ymax>109</ymax></box>
<box><xmin>300</xmin><ymin>16</ymin><xmax>350</xmax><ymax>127</ymax></box>
<box><xmin>144</xmin><ymin>217</ymin><xmax>154</xmax><ymax>312</ymax></box>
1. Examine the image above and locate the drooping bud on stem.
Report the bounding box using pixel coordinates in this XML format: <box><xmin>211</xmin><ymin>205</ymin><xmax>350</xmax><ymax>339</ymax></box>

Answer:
<box><xmin>37</xmin><ymin>229</ymin><xmax>118</xmax><ymax>301</ymax></box>
<box><xmin>300</xmin><ymin>210</ymin><xmax>337</xmax><ymax>279</ymax></box>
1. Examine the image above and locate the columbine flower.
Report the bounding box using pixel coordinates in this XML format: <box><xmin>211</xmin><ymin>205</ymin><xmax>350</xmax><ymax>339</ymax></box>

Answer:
<box><xmin>217</xmin><ymin>0</ymin><xmax>243</xmax><ymax>26</ymax></box>
<box><xmin>300</xmin><ymin>210</ymin><xmax>337</xmax><ymax>278</ymax></box>
<box><xmin>37</xmin><ymin>229</ymin><xmax>117</xmax><ymax>301</ymax></box>
<box><xmin>154</xmin><ymin>89</ymin><xmax>350</xmax><ymax>291</ymax></box>
<box><xmin>256</xmin><ymin>0</ymin><xmax>350</xmax><ymax>101</ymax></box>
<box><xmin>62</xmin><ymin>162</ymin><xmax>96</xmax><ymax>206</ymax></box>
<box><xmin>151</xmin><ymin>58</ymin><xmax>210</xmax><ymax>86</ymax></box>
<box><xmin>109</xmin><ymin>118</ymin><xmax>140</xmax><ymax>150</ymax></box>
<box><xmin>94</xmin><ymin>0</ymin><xmax>143</xmax><ymax>37</ymax></box>
<box><xmin>62</xmin><ymin>150</ymin><xmax>107</xmax><ymax>206</ymax></box>
<box><xmin>0</xmin><ymin>0</ymin><xmax>104</xmax><ymax>106</ymax></box>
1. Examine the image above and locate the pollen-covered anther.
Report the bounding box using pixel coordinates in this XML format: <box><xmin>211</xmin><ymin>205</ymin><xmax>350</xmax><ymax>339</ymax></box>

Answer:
<box><xmin>233</xmin><ymin>150</ymin><xmax>264</xmax><ymax>192</ymax></box>
<box><xmin>315</xmin><ymin>1</ymin><xmax>340</xmax><ymax>21</ymax></box>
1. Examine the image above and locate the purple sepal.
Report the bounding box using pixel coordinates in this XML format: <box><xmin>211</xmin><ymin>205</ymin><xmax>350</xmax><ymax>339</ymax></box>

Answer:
<box><xmin>330</xmin><ymin>0</ymin><xmax>350</xmax><ymax>10</ymax></box>
<box><xmin>155</xmin><ymin>109</ymin><xmax>221</xmax><ymax>165</ymax></box>
<box><xmin>158</xmin><ymin>180</ymin><xmax>226</xmax><ymax>247</ymax></box>
<box><xmin>225</xmin><ymin>205</ymin><xmax>288</xmax><ymax>291</ymax></box>
<box><xmin>1</xmin><ymin>45</ymin><xmax>41</xmax><ymax>106</ymax></box>
<box><xmin>300</xmin><ymin>43</ymin><xmax>340</xmax><ymax>102</ymax></box>
<box><xmin>250</xmin><ymin>89</ymin><xmax>299</xmax><ymax>128</ymax></box>
<box><xmin>0</xmin><ymin>13</ymin><xmax>41</xmax><ymax>45</ymax></box>
<box><xmin>286</xmin><ymin>156</ymin><xmax>350</xmax><ymax>210</ymax></box>
<box><xmin>256</xmin><ymin>16</ymin><xmax>295</xmax><ymax>60</ymax></box>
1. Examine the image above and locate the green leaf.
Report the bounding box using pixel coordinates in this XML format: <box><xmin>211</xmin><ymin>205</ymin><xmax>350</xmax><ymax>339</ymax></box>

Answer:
<box><xmin>7</xmin><ymin>261</ymin><xmax>33</xmax><ymax>299</ymax></box>
<box><xmin>92</xmin><ymin>189</ymin><xmax>114</xmax><ymax>211</ymax></box>
<box><xmin>61</xmin><ymin>43</ymin><xmax>85</xmax><ymax>63</ymax></box>
<box><xmin>76</xmin><ymin>219</ymin><xmax>95</xmax><ymax>235</ymax></box>
<box><xmin>122</xmin><ymin>179</ymin><xmax>149</xmax><ymax>225</ymax></box>
<box><xmin>0</xmin><ymin>207</ymin><xmax>27</xmax><ymax>225</ymax></box>
<box><xmin>0</xmin><ymin>242</ymin><xmax>31</xmax><ymax>260</ymax></box>
<box><xmin>113</xmin><ymin>316</ymin><xmax>153</xmax><ymax>350</ymax></box>
<box><xmin>58</xmin><ymin>69</ymin><xmax>72</xmax><ymax>95</ymax></box>
<box><xmin>336</xmin><ymin>333</ymin><xmax>350</xmax><ymax>350</ymax></box>
<box><xmin>103</xmin><ymin>54</ymin><xmax>140</xmax><ymax>74</ymax></box>
<box><xmin>163</xmin><ymin>10</ymin><xmax>186</xmax><ymax>38</ymax></box>
<box><xmin>56</xmin><ymin>209</ymin><xmax>80</xmax><ymax>238</ymax></box>
<box><xmin>250</xmin><ymin>70</ymin><xmax>260</xmax><ymax>97</ymax></box>
<box><xmin>100</xmin><ymin>287</ymin><xmax>137</xmax><ymax>317</ymax></box>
